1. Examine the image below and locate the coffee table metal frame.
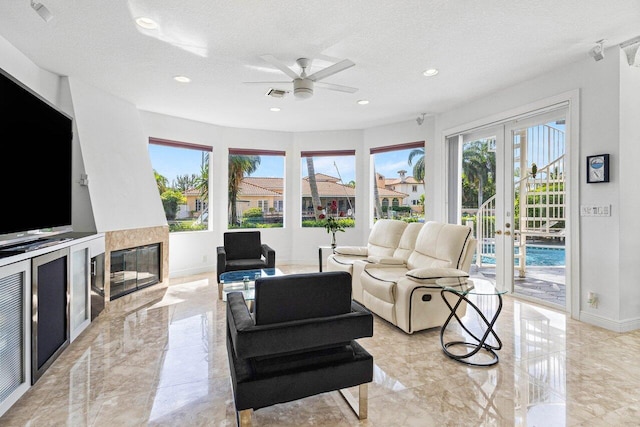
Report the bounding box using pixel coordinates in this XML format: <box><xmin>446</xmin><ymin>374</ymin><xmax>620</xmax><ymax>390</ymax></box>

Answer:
<box><xmin>439</xmin><ymin>283</ymin><xmax>506</xmax><ymax>367</ymax></box>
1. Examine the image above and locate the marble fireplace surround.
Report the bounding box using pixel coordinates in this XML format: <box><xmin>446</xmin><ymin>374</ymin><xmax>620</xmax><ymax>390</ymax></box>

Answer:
<box><xmin>103</xmin><ymin>226</ymin><xmax>169</xmax><ymax>308</ymax></box>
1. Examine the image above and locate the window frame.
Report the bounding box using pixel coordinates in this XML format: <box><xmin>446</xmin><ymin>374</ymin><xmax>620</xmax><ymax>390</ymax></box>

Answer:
<box><xmin>148</xmin><ymin>137</ymin><xmax>212</xmax><ymax>232</ymax></box>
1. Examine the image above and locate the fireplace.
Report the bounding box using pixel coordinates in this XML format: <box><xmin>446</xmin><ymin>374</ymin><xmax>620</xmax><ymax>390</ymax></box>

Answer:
<box><xmin>103</xmin><ymin>226</ymin><xmax>169</xmax><ymax>304</ymax></box>
<box><xmin>109</xmin><ymin>243</ymin><xmax>160</xmax><ymax>300</ymax></box>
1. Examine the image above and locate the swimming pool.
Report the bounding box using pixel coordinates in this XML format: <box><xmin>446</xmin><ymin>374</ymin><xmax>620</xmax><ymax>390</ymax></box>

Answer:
<box><xmin>474</xmin><ymin>245</ymin><xmax>565</xmax><ymax>266</ymax></box>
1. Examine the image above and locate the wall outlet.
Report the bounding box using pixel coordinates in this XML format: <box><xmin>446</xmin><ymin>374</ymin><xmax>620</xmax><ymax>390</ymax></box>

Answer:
<box><xmin>587</xmin><ymin>291</ymin><xmax>598</xmax><ymax>308</ymax></box>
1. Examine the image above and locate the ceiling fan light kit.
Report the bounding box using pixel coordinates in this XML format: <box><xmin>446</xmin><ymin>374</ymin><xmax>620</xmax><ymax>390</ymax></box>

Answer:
<box><xmin>294</xmin><ymin>78</ymin><xmax>313</xmax><ymax>99</ymax></box>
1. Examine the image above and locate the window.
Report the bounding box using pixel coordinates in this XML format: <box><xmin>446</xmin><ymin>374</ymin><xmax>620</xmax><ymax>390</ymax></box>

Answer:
<box><xmin>229</xmin><ymin>148</ymin><xmax>285</xmax><ymax>228</ymax></box>
<box><xmin>148</xmin><ymin>138</ymin><xmax>211</xmax><ymax>232</ymax></box>
<box><xmin>370</xmin><ymin>141</ymin><xmax>425</xmax><ymax>221</ymax></box>
<box><xmin>301</xmin><ymin>150</ymin><xmax>356</xmax><ymax>229</ymax></box>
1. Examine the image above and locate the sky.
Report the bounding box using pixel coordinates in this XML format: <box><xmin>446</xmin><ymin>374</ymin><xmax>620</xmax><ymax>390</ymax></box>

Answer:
<box><xmin>148</xmin><ymin>145</ymin><xmax>421</xmax><ymax>186</ymax></box>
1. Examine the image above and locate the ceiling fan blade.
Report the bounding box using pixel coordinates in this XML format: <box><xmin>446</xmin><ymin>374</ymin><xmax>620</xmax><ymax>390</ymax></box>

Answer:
<box><xmin>315</xmin><ymin>82</ymin><xmax>359</xmax><ymax>93</ymax></box>
<box><xmin>259</xmin><ymin>55</ymin><xmax>300</xmax><ymax>80</ymax></box>
<box><xmin>307</xmin><ymin>59</ymin><xmax>355</xmax><ymax>82</ymax></box>
<box><xmin>242</xmin><ymin>81</ymin><xmax>291</xmax><ymax>85</ymax></box>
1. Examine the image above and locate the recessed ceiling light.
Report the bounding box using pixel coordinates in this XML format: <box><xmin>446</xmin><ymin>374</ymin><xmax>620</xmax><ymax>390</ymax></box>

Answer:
<box><xmin>423</xmin><ymin>68</ymin><xmax>439</xmax><ymax>77</ymax></box>
<box><xmin>357</xmin><ymin>100</ymin><xmax>369</xmax><ymax>105</ymax></box>
<box><xmin>135</xmin><ymin>17</ymin><xmax>158</xmax><ymax>30</ymax></box>
<box><xmin>173</xmin><ymin>75</ymin><xmax>191</xmax><ymax>83</ymax></box>
<box><xmin>270</xmin><ymin>107</ymin><xmax>281</xmax><ymax>112</ymax></box>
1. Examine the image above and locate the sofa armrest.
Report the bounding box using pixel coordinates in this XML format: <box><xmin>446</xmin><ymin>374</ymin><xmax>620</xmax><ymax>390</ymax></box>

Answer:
<box><xmin>367</xmin><ymin>255</ymin><xmax>405</xmax><ymax>265</ymax></box>
<box><xmin>334</xmin><ymin>246</ymin><xmax>368</xmax><ymax>256</ymax></box>
<box><xmin>216</xmin><ymin>246</ymin><xmax>227</xmax><ymax>280</ymax></box>
<box><xmin>405</xmin><ymin>267</ymin><xmax>469</xmax><ymax>285</ymax></box>
<box><xmin>227</xmin><ymin>293</ymin><xmax>373</xmax><ymax>359</ymax></box>
<box><xmin>261</xmin><ymin>244</ymin><xmax>276</xmax><ymax>267</ymax></box>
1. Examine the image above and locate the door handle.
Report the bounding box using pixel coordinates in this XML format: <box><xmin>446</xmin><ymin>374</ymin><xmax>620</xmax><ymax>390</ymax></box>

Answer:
<box><xmin>495</xmin><ymin>230</ymin><xmax>502</xmax><ymax>235</ymax></box>
<box><xmin>504</xmin><ymin>231</ymin><xmax>511</xmax><ymax>236</ymax></box>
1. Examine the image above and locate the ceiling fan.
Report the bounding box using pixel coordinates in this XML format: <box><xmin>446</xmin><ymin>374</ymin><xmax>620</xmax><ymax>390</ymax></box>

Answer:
<box><xmin>244</xmin><ymin>55</ymin><xmax>358</xmax><ymax>99</ymax></box>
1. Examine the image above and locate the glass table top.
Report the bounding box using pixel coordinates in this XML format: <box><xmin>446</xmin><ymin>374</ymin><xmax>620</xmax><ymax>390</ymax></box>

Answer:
<box><xmin>443</xmin><ymin>280</ymin><xmax>507</xmax><ymax>296</ymax></box>
<box><xmin>220</xmin><ymin>268</ymin><xmax>283</xmax><ymax>302</ymax></box>
<box><xmin>219</xmin><ymin>268</ymin><xmax>282</xmax><ymax>283</ymax></box>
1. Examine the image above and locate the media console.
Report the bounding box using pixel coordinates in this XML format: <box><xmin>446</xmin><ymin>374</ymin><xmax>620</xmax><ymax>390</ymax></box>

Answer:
<box><xmin>0</xmin><ymin>232</ymin><xmax>105</xmax><ymax>417</ymax></box>
<box><xmin>0</xmin><ymin>237</ymin><xmax>74</xmax><ymax>258</ymax></box>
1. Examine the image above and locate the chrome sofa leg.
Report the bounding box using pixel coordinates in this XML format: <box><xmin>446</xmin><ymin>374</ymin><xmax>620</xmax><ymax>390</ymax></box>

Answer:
<box><xmin>339</xmin><ymin>383</ymin><xmax>368</xmax><ymax>420</ymax></box>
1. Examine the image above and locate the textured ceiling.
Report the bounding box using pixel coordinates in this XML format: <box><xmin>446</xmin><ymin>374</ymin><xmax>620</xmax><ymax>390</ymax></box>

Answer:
<box><xmin>1</xmin><ymin>0</ymin><xmax>638</xmax><ymax>132</ymax></box>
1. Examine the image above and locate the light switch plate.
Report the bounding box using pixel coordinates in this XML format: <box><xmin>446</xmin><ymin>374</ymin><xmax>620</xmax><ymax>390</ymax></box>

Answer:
<box><xmin>580</xmin><ymin>205</ymin><xmax>611</xmax><ymax>216</ymax></box>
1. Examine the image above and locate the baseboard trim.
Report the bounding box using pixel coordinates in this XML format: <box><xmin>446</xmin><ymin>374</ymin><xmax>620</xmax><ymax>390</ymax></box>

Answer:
<box><xmin>579</xmin><ymin>311</ymin><xmax>640</xmax><ymax>332</ymax></box>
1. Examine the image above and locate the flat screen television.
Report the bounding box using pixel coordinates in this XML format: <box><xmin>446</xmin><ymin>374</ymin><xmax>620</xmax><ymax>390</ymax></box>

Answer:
<box><xmin>0</xmin><ymin>68</ymin><xmax>73</xmax><ymax>247</ymax></box>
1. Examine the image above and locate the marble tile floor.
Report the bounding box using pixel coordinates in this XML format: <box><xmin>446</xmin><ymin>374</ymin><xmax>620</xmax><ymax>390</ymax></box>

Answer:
<box><xmin>3</xmin><ymin>264</ymin><xmax>640</xmax><ymax>426</ymax></box>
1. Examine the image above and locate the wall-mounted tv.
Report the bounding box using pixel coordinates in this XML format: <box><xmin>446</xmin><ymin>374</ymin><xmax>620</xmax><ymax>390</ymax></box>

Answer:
<box><xmin>0</xmin><ymin>68</ymin><xmax>73</xmax><ymax>247</ymax></box>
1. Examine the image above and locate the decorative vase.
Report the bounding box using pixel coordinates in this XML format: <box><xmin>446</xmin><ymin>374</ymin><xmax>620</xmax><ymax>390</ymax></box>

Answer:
<box><xmin>331</xmin><ymin>231</ymin><xmax>336</xmax><ymax>249</ymax></box>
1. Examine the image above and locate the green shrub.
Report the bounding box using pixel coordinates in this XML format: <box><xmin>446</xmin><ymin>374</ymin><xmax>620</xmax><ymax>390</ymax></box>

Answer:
<box><xmin>243</xmin><ymin>207</ymin><xmax>264</xmax><ymax>218</ymax></box>
<box><xmin>161</xmin><ymin>189</ymin><xmax>186</xmax><ymax>220</ymax></box>
<box><xmin>301</xmin><ymin>218</ymin><xmax>354</xmax><ymax>228</ymax></box>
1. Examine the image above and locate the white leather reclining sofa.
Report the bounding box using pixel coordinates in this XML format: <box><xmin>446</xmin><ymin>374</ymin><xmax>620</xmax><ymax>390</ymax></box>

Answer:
<box><xmin>326</xmin><ymin>219</ymin><xmax>415</xmax><ymax>276</ymax></box>
<box><xmin>331</xmin><ymin>220</ymin><xmax>476</xmax><ymax>334</ymax></box>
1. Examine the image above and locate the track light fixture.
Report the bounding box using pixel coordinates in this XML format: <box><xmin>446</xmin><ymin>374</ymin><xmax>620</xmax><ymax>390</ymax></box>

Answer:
<box><xmin>416</xmin><ymin>113</ymin><xmax>426</xmax><ymax>126</ymax></box>
<box><xmin>620</xmin><ymin>35</ymin><xmax>640</xmax><ymax>67</ymax></box>
<box><xmin>589</xmin><ymin>39</ymin><xmax>605</xmax><ymax>62</ymax></box>
<box><xmin>30</xmin><ymin>0</ymin><xmax>53</xmax><ymax>22</ymax></box>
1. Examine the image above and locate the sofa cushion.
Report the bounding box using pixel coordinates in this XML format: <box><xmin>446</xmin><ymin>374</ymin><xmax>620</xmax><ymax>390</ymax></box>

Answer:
<box><xmin>333</xmin><ymin>246</ymin><xmax>369</xmax><ymax>256</ymax></box>
<box><xmin>254</xmin><ymin>271</ymin><xmax>352</xmax><ymax>325</ymax></box>
<box><xmin>362</xmin><ymin>267</ymin><xmax>408</xmax><ymax>303</ymax></box>
<box><xmin>250</xmin><ymin>344</ymin><xmax>355</xmax><ymax>377</ymax></box>
<box><xmin>367</xmin><ymin>256</ymin><xmax>405</xmax><ymax>265</ymax></box>
<box><xmin>405</xmin><ymin>267</ymin><xmax>469</xmax><ymax>285</ymax></box>
<box><xmin>367</xmin><ymin>219</ymin><xmax>408</xmax><ymax>258</ymax></box>
<box><xmin>392</xmin><ymin>222</ymin><xmax>423</xmax><ymax>261</ymax></box>
<box><xmin>407</xmin><ymin>222</ymin><xmax>473</xmax><ymax>270</ymax></box>
<box><xmin>224</xmin><ymin>231</ymin><xmax>262</xmax><ymax>260</ymax></box>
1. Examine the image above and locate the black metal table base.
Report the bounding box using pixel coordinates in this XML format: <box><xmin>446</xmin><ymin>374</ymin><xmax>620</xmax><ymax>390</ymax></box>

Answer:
<box><xmin>440</xmin><ymin>289</ymin><xmax>503</xmax><ymax>367</ymax></box>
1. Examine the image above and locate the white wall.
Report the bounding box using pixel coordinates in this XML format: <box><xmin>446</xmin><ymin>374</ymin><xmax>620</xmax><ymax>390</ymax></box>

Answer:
<box><xmin>69</xmin><ymin>79</ymin><xmax>167</xmax><ymax>232</ymax></box>
<box><xmin>617</xmin><ymin>52</ymin><xmax>640</xmax><ymax>322</ymax></box>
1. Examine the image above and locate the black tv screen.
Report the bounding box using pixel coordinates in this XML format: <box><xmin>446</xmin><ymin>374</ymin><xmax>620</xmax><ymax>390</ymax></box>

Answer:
<box><xmin>0</xmin><ymin>68</ymin><xmax>72</xmax><ymax>240</ymax></box>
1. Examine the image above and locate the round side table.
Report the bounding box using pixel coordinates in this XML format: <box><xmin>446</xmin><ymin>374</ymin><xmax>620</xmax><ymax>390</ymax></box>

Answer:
<box><xmin>439</xmin><ymin>281</ymin><xmax>507</xmax><ymax>367</ymax></box>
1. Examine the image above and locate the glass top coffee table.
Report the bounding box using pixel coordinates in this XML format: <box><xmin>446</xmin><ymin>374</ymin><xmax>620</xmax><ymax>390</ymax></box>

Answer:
<box><xmin>219</xmin><ymin>268</ymin><xmax>283</xmax><ymax>302</ymax></box>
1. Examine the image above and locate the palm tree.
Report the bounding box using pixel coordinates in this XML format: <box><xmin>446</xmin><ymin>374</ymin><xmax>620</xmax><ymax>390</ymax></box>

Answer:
<box><xmin>373</xmin><ymin>167</ymin><xmax>383</xmax><ymax>220</ymax></box>
<box><xmin>462</xmin><ymin>139</ymin><xmax>496</xmax><ymax>209</ymax></box>
<box><xmin>408</xmin><ymin>147</ymin><xmax>425</xmax><ymax>182</ymax></box>
<box><xmin>154</xmin><ymin>170</ymin><xmax>168</xmax><ymax>194</ymax></box>
<box><xmin>305</xmin><ymin>157</ymin><xmax>322</xmax><ymax>220</ymax></box>
<box><xmin>228</xmin><ymin>154</ymin><xmax>261</xmax><ymax>225</ymax></box>
<box><xmin>175</xmin><ymin>173</ymin><xmax>199</xmax><ymax>192</ymax></box>
<box><xmin>193</xmin><ymin>152</ymin><xmax>209</xmax><ymax>200</ymax></box>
